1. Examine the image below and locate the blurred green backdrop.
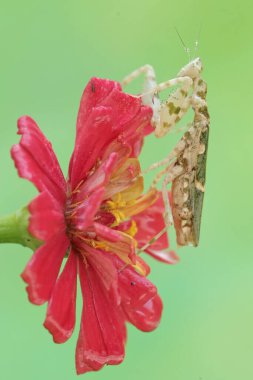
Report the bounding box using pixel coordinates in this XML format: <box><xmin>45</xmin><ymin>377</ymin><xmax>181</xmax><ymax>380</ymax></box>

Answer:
<box><xmin>1</xmin><ymin>0</ymin><xmax>253</xmax><ymax>379</ymax></box>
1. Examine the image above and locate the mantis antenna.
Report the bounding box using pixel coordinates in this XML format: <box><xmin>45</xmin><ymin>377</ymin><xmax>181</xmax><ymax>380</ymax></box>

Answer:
<box><xmin>194</xmin><ymin>25</ymin><xmax>202</xmax><ymax>57</ymax></box>
<box><xmin>174</xmin><ymin>27</ymin><xmax>191</xmax><ymax>62</ymax></box>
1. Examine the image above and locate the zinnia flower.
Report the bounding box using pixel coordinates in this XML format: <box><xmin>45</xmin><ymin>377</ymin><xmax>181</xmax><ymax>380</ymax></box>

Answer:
<box><xmin>11</xmin><ymin>78</ymin><xmax>175</xmax><ymax>374</ymax></box>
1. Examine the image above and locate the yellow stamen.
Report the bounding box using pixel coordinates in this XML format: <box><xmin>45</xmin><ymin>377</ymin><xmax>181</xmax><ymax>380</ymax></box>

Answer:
<box><xmin>110</xmin><ymin>210</ymin><xmax>126</xmax><ymax>226</ymax></box>
<box><xmin>132</xmin><ymin>263</ymin><xmax>147</xmax><ymax>276</ymax></box>
<box><xmin>105</xmin><ymin>193</ymin><xmax>134</xmax><ymax>226</ymax></box>
<box><xmin>75</xmin><ymin>234</ymin><xmax>109</xmax><ymax>251</ymax></box>
<box><xmin>124</xmin><ymin>220</ymin><xmax>138</xmax><ymax>238</ymax></box>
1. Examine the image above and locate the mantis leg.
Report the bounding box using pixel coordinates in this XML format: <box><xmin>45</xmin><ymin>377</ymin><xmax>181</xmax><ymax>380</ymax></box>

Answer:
<box><xmin>122</xmin><ymin>64</ymin><xmax>161</xmax><ymax>124</ymax></box>
<box><xmin>137</xmin><ymin>164</ymin><xmax>184</xmax><ymax>254</ymax></box>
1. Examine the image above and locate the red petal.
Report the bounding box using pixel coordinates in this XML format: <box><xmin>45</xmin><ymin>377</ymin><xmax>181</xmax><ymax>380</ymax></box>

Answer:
<box><xmin>68</xmin><ymin>78</ymin><xmax>121</xmax><ymax>180</ymax></box>
<box><xmin>133</xmin><ymin>191</ymin><xmax>179</xmax><ymax>264</ymax></box>
<box><xmin>76</xmin><ymin>78</ymin><xmax>121</xmax><ymax>135</ymax></box>
<box><xmin>116</xmin><ymin>258</ymin><xmax>157</xmax><ymax>308</ymax></box>
<box><xmin>73</xmin><ymin>187</ymin><xmax>105</xmax><ymax>231</ymax></box>
<box><xmin>134</xmin><ymin>191</ymin><xmax>168</xmax><ymax>250</ymax></box>
<box><xmin>69</xmin><ymin>79</ymin><xmax>148</xmax><ymax>189</ymax></box>
<box><xmin>44</xmin><ymin>250</ymin><xmax>77</xmax><ymax>343</ymax></box>
<box><xmin>84</xmin><ymin>246</ymin><xmax>120</xmax><ymax>306</ymax></box>
<box><xmin>123</xmin><ymin>294</ymin><xmax>163</xmax><ymax>332</ymax></box>
<box><xmin>76</xmin><ymin>257</ymin><xmax>126</xmax><ymax>375</ymax></box>
<box><xmin>11</xmin><ymin>116</ymin><xmax>66</xmax><ymax>204</ymax></box>
<box><xmin>121</xmin><ymin>105</ymin><xmax>153</xmax><ymax>157</ymax></box>
<box><xmin>94</xmin><ymin>222</ymin><xmax>123</xmax><ymax>243</ymax></box>
<box><xmin>29</xmin><ymin>191</ymin><xmax>65</xmax><ymax>241</ymax></box>
<box><xmin>101</xmin><ymin>86</ymin><xmax>141</xmax><ymax>128</ymax></box>
<box><xmin>94</xmin><ymin>223</ymin><xmax>136</xmax><ymax>265</ymax></box>
<box><xmin>21</xmin><ymin>232</ymin><xmax>69</xmax><ymax>305</ymax></box>
<box><xmin>102</xmin><ymin>140</ymin><xmax>131</xmax><ymax>173</ymax></box>
<box><xmin>75</xmin><ymin>152</ymin><xmax>118</xmax><ymax>199</ymax></box>
<box><xmin>103</xmin><ymin>157</ymin><xmax>141</xmax><ymax>200</ymax></box>
<box><xmin>146</xmin><ymin>249</ymin><xmax>180</xmax><ymax>264</ymax></box>
<box><xmin>70</xmin><ymin>106</ymin><xmax>116</xmax><ymax>189</ymax></box>
<box><xmin>133</xmin><ymin>256</ymin><xmax>151</xmax><ymax>276</ymax></box>
<box><xmin>143</xmin><ymin>117</ymin><xmax>155</xmax><ymax>136</ymax></box>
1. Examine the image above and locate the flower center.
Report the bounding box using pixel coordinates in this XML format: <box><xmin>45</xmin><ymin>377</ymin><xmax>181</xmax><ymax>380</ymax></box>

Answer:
<box><xmin>63</xmin><ymin>156</ymin><xmax>158</xmax><ymax>275</ymax></box>
<box><xmin>64</xmin><ymin>182</ymin><xmax>133</xmax><ymax>255</ymax></box>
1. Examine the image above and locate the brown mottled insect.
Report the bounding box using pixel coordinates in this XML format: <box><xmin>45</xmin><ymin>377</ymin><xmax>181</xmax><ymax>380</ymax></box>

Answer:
<box><xmin>170</xmin><ymin>79</ymin><xmax>209</xmax><ymax>246</ymax></box>
<box><xmin>122</xmin><ymin>58</ymin><xmax>210</xmax><ymax>247</ymax></box>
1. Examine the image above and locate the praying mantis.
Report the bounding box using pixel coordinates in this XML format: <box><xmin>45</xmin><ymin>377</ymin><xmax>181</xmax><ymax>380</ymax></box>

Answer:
<box><xmin>122</xmin><ymin>57</ymin><xmax>210</xmax><ymax>247</ymax></box>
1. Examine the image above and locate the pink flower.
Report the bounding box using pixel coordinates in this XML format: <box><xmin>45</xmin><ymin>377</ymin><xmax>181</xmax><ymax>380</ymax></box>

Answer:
<box><xmin>11</xmin><ymin>78</ymin><xmax>173</xmax><ymax>374</ymax></box>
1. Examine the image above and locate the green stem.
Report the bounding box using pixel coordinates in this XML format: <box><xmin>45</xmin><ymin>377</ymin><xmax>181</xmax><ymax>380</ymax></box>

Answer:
<box><xmin>0</xmin><ymin>207</ymin><xmax>42</xmax><ymax>250</ymax></box>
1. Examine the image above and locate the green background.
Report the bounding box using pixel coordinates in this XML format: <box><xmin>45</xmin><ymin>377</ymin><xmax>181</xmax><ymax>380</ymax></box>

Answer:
<box><xmin>1</xmin><ymin>0</ymin><xmax>252</xmax><ymax>379</ymax></box>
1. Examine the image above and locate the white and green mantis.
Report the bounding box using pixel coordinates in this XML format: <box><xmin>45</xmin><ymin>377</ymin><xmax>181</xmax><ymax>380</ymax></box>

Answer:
<box><xmin>122</xmin><ymin>57</ymin><xmax>210</xmax><ymax>247</ymax></box>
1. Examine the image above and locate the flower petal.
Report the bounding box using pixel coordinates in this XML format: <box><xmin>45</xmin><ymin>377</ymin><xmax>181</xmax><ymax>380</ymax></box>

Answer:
<box><xmin>70</xmin><ymin>106</ymin><xmax>116</xmax><ymax>189</ymax></box>
<box><xmin>117</xmin><ymin>258</ymin><xmax>157</xmax><ymax>308</ymax></box>
<box><xmin>114</xmin><ymin>176</ymin><xmax>144</xmax><ymax>203</ymax></box>
<box><xmin>44</xmin><ymin>250</ymin><xmax>77</xmax><ymax>343</ymax></box>
<box><xmin>132</xmin><ymin>256</ymin><xmax>151</xmax><ymax>276</ymax></box>
<box><xmin>11</xmin><ymin>116</ymin><xmax>66</xmax><ymax>204</ymax></box>
<box><xmin>109</xmin><ymin>255</ymin><xmax>162</xmax><ymax>332</ymax></box>
<box><xmin>123</xmin><ymin>294</ymin><xmax>163</xmax><ymax>332</ymax></box>
<box><xmin>102</xmin><ymin>140</ymin><xmax>131</xmax><ymax>173</ymax></box>
<box><xmin>121</xmin><ymin>105</ymin><xmax>153</xmax><ymax>157</ymax></box>
<box><xmin>133</xmin><ymin>191</ymin><xmax>167</xmax><ymax>249</ymax></box>
<box><xmin>94</xmin><ymin>223</ymin><xmax>136</xmax><ymax>264</ymax></box>
<box><xmin>68</xmin><ymin>78</ymin><xmax>121</xmax><ymax>181</ymax></box>
<box><xmin>75</xmin><ymin>152</ymin><xmax>118</xmax><ymax>198</ymax></box>
<box><xmin>76</xmin><ymin>257</ymin><xmax>126</xmax><ymax>375</ymax></box>
<box><xmin>101</xmin><ymin>86</ymin><xmax>142</xmax><ymax>128</ymax></box>
<box><xmin>104</xmin><ymin>158</ymin><xmax>143</xmax><ymax>200</ymax></box>
<box><xmin>133</xmin><ymin>191</ymin><xmax>179</xmax><ymax>264</ymax></box>
<box><xmin>123</xmin><ymin>188</ymin><xmax>158</xmax><ymax>218</ymax></box>
<box><xmin>21</xmin><ymin>231</ymin><xmax>69</xmax><ymax>305</ymax></box>
<box><xmin>146</xmin><ymin>249</ymin><xmax>180</xmax><ymax>264</ymax></box>
<box><xmin>93</xmin><ymin>222</ymin><xmax>124</xmax><ymax>242</ymax></box>
<box><xmin>29</xmin><ymin>191</ymin><xmax>65</xmax><ymax>241</ymax></box>
<box><xmin>70</xmin><ymin>79</ymin><xmax>150</xmax><ymax>189</ymax></box>
<box><xmin>76</xmin><ymin>78</ymin><xmax>121</xmax><ymax>135</ymax></box>
<box><xmin>72</xmin><ymin>187</ymin><xmax>105</xmax><ymax>231</ymax></box>
<box><xmin>85</xmin><ymin>246</ymin><xmax>120</xmax><ymax>306</ymax></box>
